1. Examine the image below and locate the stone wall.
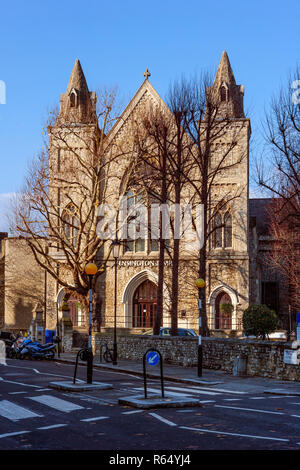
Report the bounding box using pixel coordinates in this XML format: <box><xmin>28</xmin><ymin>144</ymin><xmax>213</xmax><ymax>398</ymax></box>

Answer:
<box><xmin>92</xmin><ymin>333</ymin><xmax>300</xmax><ymax>381</ymax></box>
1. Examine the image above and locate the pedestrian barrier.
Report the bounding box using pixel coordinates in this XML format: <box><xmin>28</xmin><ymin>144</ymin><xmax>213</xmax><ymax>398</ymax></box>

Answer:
<box><xmin>73</xmin><ymin>348</ymin><xmax>93</xmax><ymax>384</ymax></box>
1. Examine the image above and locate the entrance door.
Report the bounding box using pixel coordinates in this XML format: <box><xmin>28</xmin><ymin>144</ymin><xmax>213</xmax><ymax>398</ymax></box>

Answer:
<box><xmin>215</xmin><ymin>292</ymin><xmax>232</xmax><ymax>329</ymax></box>
<box><xmin>133</xmin><ymin>280</ymin><xmax>157</xmax><ymax>328</ymax></box>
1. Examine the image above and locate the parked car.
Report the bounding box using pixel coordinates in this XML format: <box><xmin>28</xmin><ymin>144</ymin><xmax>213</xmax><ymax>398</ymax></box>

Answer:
<box><xmin>159</xmin><ymin>327</ymin><xmax>197</xmax><ymax>337</ymax></box>
<box><xmin>143</xmin><ymin>327</ymin><xmax>197</xmax><ymax>336</ymax></box>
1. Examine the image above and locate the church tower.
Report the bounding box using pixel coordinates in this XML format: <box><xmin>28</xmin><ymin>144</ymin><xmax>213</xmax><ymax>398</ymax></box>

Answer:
<box><xmin>206</xmin><ymin>51</ymin><xmax>251</xmax><ymax>333</ymax></box>
<box><xmin>47</xmin><ymin>60</ymin><xmax>100</xmax><ymax>330</ymax></box>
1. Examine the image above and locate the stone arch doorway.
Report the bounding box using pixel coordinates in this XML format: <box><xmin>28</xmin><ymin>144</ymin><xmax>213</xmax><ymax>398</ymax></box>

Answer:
<box><xmin>133</xmin><ymin>280</ymin><xmax>158</xmax><ymax>328</ymax></box>
<box><xmin>215</xmin><ymin>291</ymin><xmax>232</xmax><ymax>329</ymax></box>
<box><xmin>122</xmin><ymin>270</ymin><xmax>171</xmax><ymax>328</ymax></box>
<box><xmin>56</xmin><ymin>288</ymin><xmax>85</xmax><ymax>327</ymax></box>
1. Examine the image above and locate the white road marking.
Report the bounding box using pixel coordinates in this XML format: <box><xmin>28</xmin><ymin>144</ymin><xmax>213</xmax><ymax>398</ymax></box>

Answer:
<box><xmin>28</xmin><ymin>395</ymin><xmax>84</xmax><ymax>412</ymax></box>
<box><xmin>188</xmin><ymin>386</ymin><xmax>247</xmax><ymax>395</ymax></box>
<box><xmin>37</xmin><ymin>424</ymin><xmax>67</xmax><ymax>430</ymax></box>
<box><xmin>6</xmin><ymin>365</ymin><xmax>85</xmax><ymax>382</ymax></box>
<box><xmin>177</xmin><ymin>410</ymin><xmax>195</xmax><ymax>413</ymax></box>
<box><xmin>250</xmin><ymin>397</ymin><xmax>266</xmax><ymax>400</ymax></box>
<box><xmin>149</xmin><ymin>413</ymin><xmax>177</xmax><ymax>427</ymax></box>
<box><xmin>223</xmin><ymin>399</ymin><xmax>242</xmax><ymax>402</ymax></box>
<box><xmin>36</xmin><ymin>389</ymin><xmax>52</xmax><ymax>392</ymax></box>
<box><xmin>215</xmin><ymin>405</ymin><xmax>285</xmax><ymax>415</ymax></box>
<box><xmin>133</xmin><ymin>387</ymin><xmax>194</xmax><ymax>398</ymax></box>
<box><xmin>0</xmin><ymin>431</ymin><xmax>31</xmax><ymax>439</ymax></box>
<box><xmin>122</xmin><ymin>410</ymin><xmax>144</xmax><ymax>415</ymax></box>
<box><xmin>180</xmin><ymin>426</ymin><xmax>289</xmax><ymax>442</ymax></box>
<box><xmin>291</xmin><ymin>415</ymin><xmax>300</xmax><ymax>418</ymax></box>
<box><xmin>165</xmin><ymin>386</ymin><xmax>220</xmax><ymax>396</ymax></box>
<box><xmin>8</xmin><ymin>391</ymin><xmax>28</xmax><ymax>395</ymax></box>
<box><xmin>80</xmin><ymin>416</ymin><xmax>109</xmax><ymax>422</ymax></box>
<box><xmin>199</xmin><ymin>400</ymin><xmax>216</xmax><ymax>404</ymax></box>
<box><xmin>0</xmin><ymin>400</ymin><xmax>43</xmax><ymax>421</ymax></box>
<box><xmin>0</xmin><ymin>379</ymin><xmax>40</xmax><ymax>388</ymax></box>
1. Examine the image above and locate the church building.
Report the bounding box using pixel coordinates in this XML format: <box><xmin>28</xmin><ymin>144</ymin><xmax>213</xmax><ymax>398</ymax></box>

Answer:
<box><xmin>0</xmin><ymin>52</ymin><xmax>288</xmax><ymax>341</ymax></box>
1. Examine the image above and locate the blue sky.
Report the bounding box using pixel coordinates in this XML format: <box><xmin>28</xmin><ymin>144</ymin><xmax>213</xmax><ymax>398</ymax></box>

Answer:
<box><xmin>0</xmin><ymin>0</ymin><xmax>299</xmax><ymax>230</ymax></box>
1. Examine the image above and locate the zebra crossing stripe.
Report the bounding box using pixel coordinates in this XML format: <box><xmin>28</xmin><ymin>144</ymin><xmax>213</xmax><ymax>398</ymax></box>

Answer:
<box><xmin>133</xmin><ymin>387</ymin><xmax>194</xmax><ymax>398</ymax></box>
<box><xmin>80</xmin><ymin>416</ymin><xmax>109</xmax><ymax>422</ymax></box>
<box><xmin>165</xmin><ymin>386</ymin><xmax>220</xmax><ymax>396</ymax></box>
<box><xmin>37</xmin><ymin>424</ymin><xmax>68</xmax><ymax>430</ymax></box>
<box><xmin>0</xmin><ymin>400</ymin><xmax>43</xmax><ymax>421</ymax></box>
<box><xmin>28</xmin><ymin>395</ymin><xmax>84</xmax><ymax>412</ymax></box>
<box><xmin>0</xmin><ymin>431</ymin><xmax>31</xmax><ymax>439</ymax></box>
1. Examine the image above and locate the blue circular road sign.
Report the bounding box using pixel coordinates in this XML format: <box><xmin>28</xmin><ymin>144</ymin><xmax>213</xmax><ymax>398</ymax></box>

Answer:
<box><xmin>146</xmin><ymin>351</ymin><xmax>160</xmax><ymax>366</ymax></box>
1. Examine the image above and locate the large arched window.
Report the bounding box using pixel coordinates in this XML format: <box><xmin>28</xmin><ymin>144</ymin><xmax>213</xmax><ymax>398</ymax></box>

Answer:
<box><xmin>212</xmin><ymin>208</ymin><xmax>233</xmax><ymax>249</ymax></box>
<box><xmin>62</xmin><ymin>205</ymin><xmax>79</xmax><ymax>248</ymax></box>
<box><xmin>123</xmin><ymin>190</ymin><xmax>161</xmax><ymax>254</ymax></box>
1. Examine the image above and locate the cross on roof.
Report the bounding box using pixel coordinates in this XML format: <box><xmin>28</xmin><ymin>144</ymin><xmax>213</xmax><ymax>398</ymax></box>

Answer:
<box><xmin>143</xmin><ymin>67</ymin><xmax>151</xmax><ymax>80</ymax></box>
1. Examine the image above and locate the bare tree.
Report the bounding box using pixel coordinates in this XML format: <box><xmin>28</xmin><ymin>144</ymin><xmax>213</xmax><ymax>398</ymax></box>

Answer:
<box><xmin>167</xmin><ymin>74</ymin><xmax>250</xmax><ymax>336</ymax></box>
<box><xmin>11</xmin><ymin>89</ymin><xmax>134</xmax><ymax>326</ymax></box>
<box><xmin>132</xmin><ymin>66</ymin><xmax>249</xmax><ymax>336</ymax></box>
<box><xmin>258</xmin><ymin>66</ymin><xmax>300</xmax><ymax>310</ymax></box>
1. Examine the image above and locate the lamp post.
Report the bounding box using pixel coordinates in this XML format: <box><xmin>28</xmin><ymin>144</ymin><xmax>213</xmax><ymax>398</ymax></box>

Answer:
<box><xmin>111</xmin><ymin>239</ymin><xmax>121</xmax><ymax>365</ymax></box>
<box><xmin>195</xmin><ymin>278</ymin><xmax>206</xmax><ymax>377</ymax></box>
<box><xmin>84</xmin><ymin>262</ymin><xmax>98</xmax><ymax>384</ymax></box>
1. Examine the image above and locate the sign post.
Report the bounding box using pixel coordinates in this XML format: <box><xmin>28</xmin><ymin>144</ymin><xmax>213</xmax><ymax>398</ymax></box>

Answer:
<box><xmin>296</xmin><ymin>313</ymin><xmax>300</xmax><ymax>341</ymax></box>
<box><xmin>195</xmin><ymin>278</ymin><xmax>205</xmax><ymax>378</ymax></box>
<box><xmin>143</xmin><ymin>348</ymin><xmax>164</xmax><ymax>399</ymax></box>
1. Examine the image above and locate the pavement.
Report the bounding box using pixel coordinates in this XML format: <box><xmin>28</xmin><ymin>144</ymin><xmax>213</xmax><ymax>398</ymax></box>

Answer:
<box><xmin>54</xmin><ymin>351</ymin><xmax>300</xmax><ymax>396</ymax></box>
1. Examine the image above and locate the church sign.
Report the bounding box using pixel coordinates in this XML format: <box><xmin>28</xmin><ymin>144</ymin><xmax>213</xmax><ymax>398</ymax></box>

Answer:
<box><xmin>118</xmin><ymin>260</ymin><xmax>172</xmax><ymax>268</ymax></box>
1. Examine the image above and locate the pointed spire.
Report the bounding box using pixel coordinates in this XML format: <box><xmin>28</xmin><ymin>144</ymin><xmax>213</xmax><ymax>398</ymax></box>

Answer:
<box><xmin>57</xmin><ymin>59</ymin><xmax>97</xmax><ymax>125</ymax></box>
<box><xmin>209</xmin><ymin>51</ymin><xmax>245</xmax><ymax>119</ymax></box>
<box><xmin>66</xmin><ymin>59</ymin><xmax>89</xmax><ymax>95</ymax></box>
<box><xmin>213</xmin><ymin>51</ymin><xmax>236</xmax><ymax>88</ymax></box>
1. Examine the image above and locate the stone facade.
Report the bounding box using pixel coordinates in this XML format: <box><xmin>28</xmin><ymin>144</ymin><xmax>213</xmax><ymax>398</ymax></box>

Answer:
<box><xmin>0</xmin><ymin>237</ymin><xmax>45</xmax><ymax>333</ymax></box>
<box><xmin>0</xmin><ymin>53</ymin><xmax>290</xmax><ymax>344</ymax></box>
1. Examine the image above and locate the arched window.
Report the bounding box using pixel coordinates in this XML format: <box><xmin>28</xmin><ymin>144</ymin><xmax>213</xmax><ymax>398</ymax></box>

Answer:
<box><xmin>62</xmin><ymin>205</ymin><xmax>79</xmax><ymax>248</ymax></box>
<box><xmin>224</xmin><ymin>211</ymin><xmax>232</xmax><ymax>248</ymax></box>
<box><xmin>212</xmin><ymin>208</ymin><xmax>233</xmax><ymax>249</ymax></box>
<box><xmin>123</xmin><ymin>190</ymin><xmax>161</xmax><ymax>254</ymax></box>
<box><xmin>220</xmin><ymin>85</ymin><xmax>227</xmax><ymax>102</ymax></box>
<box><xmin>124</xmin><ymin>190</ymin><xmax>145</xmax><ymax>253</ymax></box>
<box><xmin>215</xmin><ymin>291</ymin><xmax>232</xmax><ymax>329</ymax></box>
<box><xmin>70</xmin><ymin>91</ymin><xmax>77</xmax><ymax>108</ymax></box>
<box><xmin>213</xmin><ymin>212</ymin><xmax>222</xmax><ymax>248</ymax></box>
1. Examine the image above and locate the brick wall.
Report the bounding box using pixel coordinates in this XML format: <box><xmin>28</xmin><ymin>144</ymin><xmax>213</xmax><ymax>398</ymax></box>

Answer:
<box><xmin>92</xmin><ymin>333</ymin><xmax>300</xmax><ymax>381</ymax></box>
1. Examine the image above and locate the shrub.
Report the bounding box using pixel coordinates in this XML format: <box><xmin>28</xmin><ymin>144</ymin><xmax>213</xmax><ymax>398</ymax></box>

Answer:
<box><xmin>220</xmin><ymin>303</ymin><xmax>234</xmax><ymax>315</ymax></box>
<box><xmin>242</xmin><ymin>304</ymin><xmax>279</xmax><ymax>340</ymax></box>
